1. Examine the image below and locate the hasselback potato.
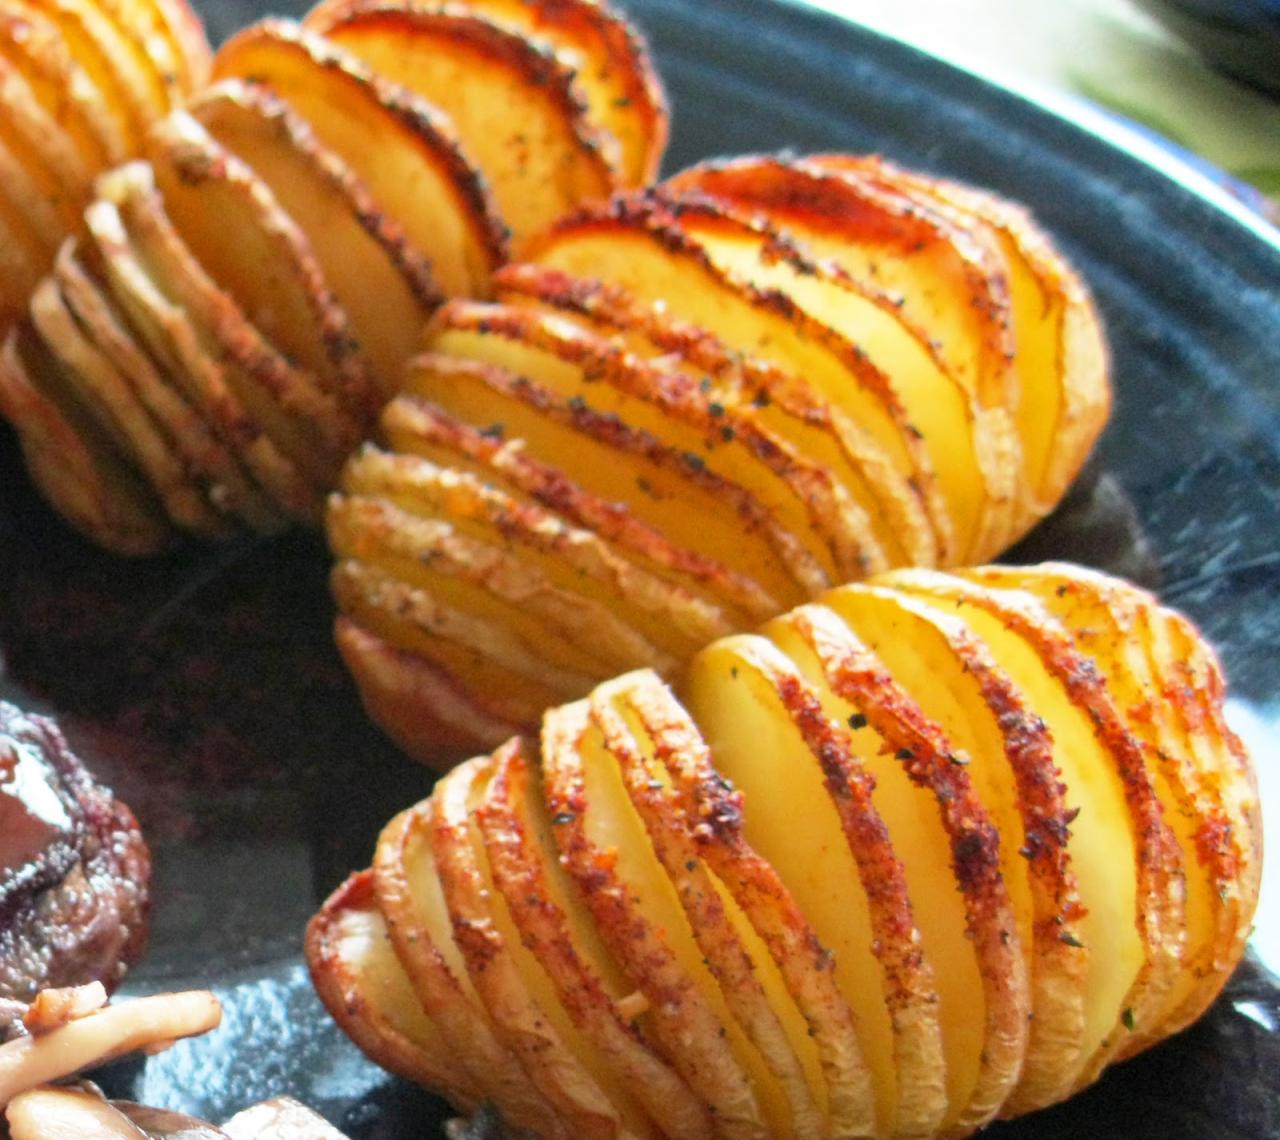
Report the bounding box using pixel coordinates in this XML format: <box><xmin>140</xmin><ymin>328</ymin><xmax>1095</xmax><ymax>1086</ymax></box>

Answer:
<box><xmin>309</xmin><ymin>562</ymin><xmax>1261</xmax><ymax>1139</ymax></box>
<box><xmin>0</xmin><ymin>0</ymin><xmax>667</xmax><ymax>553</ymax></box>
<box><xmin>331</xmin><ymin>156</ymin><xmax>1110</xmax><ymax>758</ymax></box>
<box><xmin>0</xmin><ymin>0</ymin><xmax>210</xmax><ymax>332</ymax></box>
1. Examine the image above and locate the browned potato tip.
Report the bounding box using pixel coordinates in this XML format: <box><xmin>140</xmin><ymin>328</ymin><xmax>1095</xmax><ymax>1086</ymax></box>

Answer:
<box><xmin>332</xmin><ymin>155</ymin><xmax>1110</xmax><ymax>760</ymax></box>
<box><xmin>308</xmin><ymin>562</ymin><xmax>1261</xmax><ymax>1139</ymax></box>
<box><xmin>0</xmin><ymin>0</ymin><xmax>667</xmax><ymax>554</ymax></box>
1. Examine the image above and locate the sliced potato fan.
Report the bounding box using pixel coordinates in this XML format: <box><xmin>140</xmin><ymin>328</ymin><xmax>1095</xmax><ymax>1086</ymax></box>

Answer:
<box><xmin>334</xmin><ymin>156</ymin><xmax>1107</xmax><ymax>757</ymax></box>
<box><xmin>311</xmin><ymin>563</ymin><xmax>1260</xmax><ymax>1139</ymax></box>
<box><xmin>2</xmin><ymin>0</ymin><xmax>662</xmax><ymax>550</ymax></box>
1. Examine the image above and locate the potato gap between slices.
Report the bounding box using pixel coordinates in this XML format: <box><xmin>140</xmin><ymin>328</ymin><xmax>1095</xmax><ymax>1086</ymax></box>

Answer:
<box><xmin>310</xmin><ymin>563</ymin><xmax>1261</xmax><ymax>1140</ymax></box>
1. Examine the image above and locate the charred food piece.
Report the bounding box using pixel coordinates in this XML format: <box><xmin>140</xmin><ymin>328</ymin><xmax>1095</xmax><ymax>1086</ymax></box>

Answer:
<box><xmin>0</xmin><ymin>702</ymin><xmax>149</xmax><ymax>1012</ymax></box>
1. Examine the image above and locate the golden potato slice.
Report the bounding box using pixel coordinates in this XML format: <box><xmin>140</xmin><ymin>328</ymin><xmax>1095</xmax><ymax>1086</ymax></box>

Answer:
<box><xmin>604</xmin><ymin>671</ymin><xmax>877</xmax><ymax>1139</ymax></box>
<box><xmin>191</xmin><ymin>79</ymin><xmax>442</xmax><ymax>395</ymax></box>
<box><xmin>0</xmin><ymin>322</ymin><xmax>172</xmax><ymax>553</ymax></box>
<box><xmin>433</xmin><ymin>756</ymin><xmax>634</xmax><ymax>1138</ymax></box>
<box><xmin>668</xmin><ymin>197</ymin><xmax>990</xmax><ymax>567</ymax></box>
<box><xmin>883</xmin><ymin>569</ymin><xmax>1182</xmax><ymax>1091</ymax></box>
<box><xmin>306</xmin><ymin>0</ymin><xmax>667</xmax><ymax>186</ymax></box>
<box><xmin>316</xmin><ymin>4</ymin><xmax>620</xmax><ymax>241</ymax></box>
<box><xmin>143</xmin><ymin>109</ymin><xmax>381</xmax><ymax>430</ymax></box>
<box><xmin>589</xmin><ymin>678</ymin><xmax>826</xmax><ymax>1138</ymax></box>
<box><xmin>212</xmin><ymin>20</ymin><xmax>505</xmax><ymax>298</ymax></box>
<box><xmin>329</xmin><ymin>492</ymin><xmax>671</xmax><ymax>679</ymax></box>
<box><xmin>816</xmin><ymin>156</ymin><xmax>1109</xmax><ymax>532</ymax></box>
<box><xmin>432</xmin><ymin>301</ymin><xmax>863</xmax><ymax>592</ymax></box>
<box><xmin>83</xmin><ymin>197</ymin><xmax>291</xmax><ymax>531</ymax></box>
<box><xmin>447</xmin><ymin>295</ymin><xmax>888</xmax><ymax>584</ymax></box>
<box><xmin>9</xmin><ymin>0</ymin><xmax>155</xmax><ymax>147</ymax></box>
<box><xmin>767</xmin><ymin>603</ymin><xmax>1027</xmax><ymax>1132</ymax></box>
<box><xmin>40</xmin><ymin>250</ymin><xmax>231</xmax><ymax>540</ymax></box>
<box><xmin>330</xmin><ymin>558</ymin><xmax>593</xmax><ymax>711</ymax></box>
<box><xmin>0</xmin><ymin>5</ymin><xmax>126</xmax><ymax>169</ymax></box>
<box><xmin>792</xmin><ymin>585</ymin><xmax>1080</xmax><ymax>1116</ymax></box>
<box><xmin>334</xmin><ymin>617</ymin><xmax>524</xmax><ymax>762</ymax></box>
<box><xmin>0</xmin><ymin>56</ymin><xmax>94</xmax><ymax>228</ymax></box>
<box><xmin>667</xmin><ymin>157</ymin><xmax>1022</xmax><ymax>561</ymax></box>
<box><xmin>526</xmin><ymin>198</ymin><xmax>945</xmax><ymax>567</ymax></box>
<box><xmin>403</xmin><ymin>352</ymin><xmax>799</xmax><ymax>611</ymax></box>
<box><xmin>372</xmin><ymin>799</ymin><xmax>570</xmax><ymax>1137</ymax></box>
<box><xmin>476</xmin><ymin>741</ymin><xmax>714</xmax><ymax>1140</ymax></box>
<box><xmin>97</xmin><ymin>161</ymin><xmax>359</xmax><ymax>491</ymax></box>
<box><xmin>340</xmin><ymin>443</ymin><xmax>731</xmax><ymax>658</ymax></box>
<box><xmin>306</xmin><ymin>869</ymin><xmax>481</xmax><ymax>1102</ymax></box>
<box><xmin>0</xmin><ymin>136</ymin><xmax>68</xmax><ymax>261</ymax></box>
<box><xmin>494</xmin><ymin>262</ymin><xmax>934</xmax><ymax>571</ymax></box>
<box><xmin>684</xmin><ymin>633</ymin><xmax>947</xmax><ymax>1137</ymax></box>
<box><xmin>540</xmin><ymin>699</ymin><xmax>771</xmax><ymax>1139</ymax></box>
<box><xmin>92</xmin><ymin>0</ymin><xmax>187</xmax><ymax>113</ymax></box>
<box><xmin>0</xmin><ymin>198</ymin><xmax>47</xmax><ymax>329</ymax></box>
<box><xmin>380</xmin><ymin>391</ymin><xmax>776</xmax><ymax>626</ymax></box>
<box><xmin>145</xmin><ymin>0</ymin><xmax>211</xmax><ymax>93</ymax></box>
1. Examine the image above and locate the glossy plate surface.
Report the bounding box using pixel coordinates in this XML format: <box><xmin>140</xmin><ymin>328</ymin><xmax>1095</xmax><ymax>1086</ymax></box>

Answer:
<box><xmin>1</xmin><ymin>0</ymin><xmax>1277</xmax><ymax>1136</ymax></box>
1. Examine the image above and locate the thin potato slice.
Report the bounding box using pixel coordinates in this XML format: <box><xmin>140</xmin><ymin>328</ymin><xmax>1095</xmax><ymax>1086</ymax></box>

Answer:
<box><xmin>92</xmin><ymin>0</ymin><xmax>187</xmax><ymax>113</ymax></box>
<box><xmin>526</xmin><ymin>198</ymin><xmax>945</xmax><ymax>567</ymax></box>
<box><xmin>329</xmin><ymin>492</ymin><xmax>672</xmax><ymax>679</ymax></box>
<box><xmin>143</xmin><ymin>109</ymin><xmax>381</xmax><ymax>429</ymax></box>
<box><xmin>39</xmin><ymin>253</ymin><xmax>229</xmax><ymax>540</ymax></box>
<box><xmin>667</xmin><ymin>157</ymin><xmax>1022</xmax><ymax>561</ymax></box>
<box><xmin>212</xmin><ymin>20</ymin><xmax>505</xmax><ymax>298</ymax></box>
<box><xmin>962</xmin><ymin>564</ymin><xmax>1234</xmax><ymax>1050</ymax></box>
<box><xmin>883</xmin><ymin>569</ymin><xmax>1182</xmax><ymax>1091</ymax></box>
<box><xmin>402</xmin><ymin>353</ymin><xmax>799</xmax><ymax>611</ymax></box>
<box><xmin>0</xmin><ymin>201</ymin><xmax>47</xmax><ymax>329</ymax></box>
<box><xmin>84</xmin><ymin>197</ymin><xmax>290</xmax><ymax>530</ymax></box>
<box><xmin>9</xmin><ymin>0</ymin><xmax>155</xmax><ymax>146</ymax></box>
<box><xmin>340</xmin><ymin>444</ymin><xmax>732</xmax><ymax>657</ymax></box>
<box><xmin>794</xmin><ymin>585</ymin><xmax>1082</xmax><ymax>1116</ymax></box>
<box><xmin>0</xmin><ymin>323</ymin><xmax>171</xmax><ymax>554</ymax></box>
<box><xmin>684</xmin><ymin>633</ymin><xmax>947</xmax><ymax>1137</ymax></box>
<box><xmin>668</xmin><ymin>198</ymin><xmax>986</xmax><ymax>567</ymax></box>
<box><xmin>306</xmin><ymin>0</ymin><xmax>667</xmax><ymax>185</ymax></box>
<box><xmin>145</xmin><ymin>0</ymin><xmax>211</xmax><ymax>93</ymax></box>
<box><xmin>814</xmin><ymin>156</ymin><xmax>1109</xmax><ymax>531</ymax></box>
<box><xmin>477</xmin><ymin>742</ymin><xmax>713</xmax><ymax>1140</ymax></box>
<box><xmin>372</xmin><ymin>801</ymin><xmax>569</xmax><ymax>1136</ymax></box>
<box><xmin>605</xmin><ymin>671</ymin><xmax>877</xmax><ymax>1139</ymax></box>
<box><xmin>589</xmin><ymin>678</ymin><xmax>826</xmax><ymax>1139</ymax></box>
<box><xmin>765</xmin><ymin>603</ymin><xmax>1028</xmax><ymax>1132</ymax></box>
<box><xmin>432</xmin><ymin>302</ymin><xmax>851</xmax><ymax>592</ymax></box>
<box><xmin>317</xmin><ymin>4</ymin><xmax>620</xmax><ymax>240</ymax></box>
<box><xmin>380</xmin><ymin>392</ymin><xmax>774</xmax><ymax>625</ymax></box>
<box><xmin>540</xmin><ymin>699</ymin><xmax>771</xmax><ymax>1139</ymax></box>
<box><xmin>441</xmin><ymin>298</ymin><xmax>886</xmax><ymax>583</ymax></box>
<box><xmin>334</xmin><ymin>617</ymin><xmax>524</xmax><ymax>761</ymax></box>
<box><xmin>433</xmin><ymin>756</ymin><xmax>632</xmax><ymax>1138</ymax></box>
<box><xmin>306</xmin><ymin>870</ymin><xmax>482</xmax><ymax>1102</ymax></box>
<box><xmin>330</xmin><ymin>558</ymin><xmax>593</xmax><ymax>710</ymax></box>
<box><xmin>494</xmin><ymin>260</ymin><xmax>920</xmax><ymax>571</ymax></box>
<box><xmin>98</xmin><ymin>161</ymin><xmax>359</xmax><ymax>491</ymax></box>
<box><xmin>0</xmin><ymin>6</ymin><xmax>126</xmax><ymax>169</ymax></box>
<box><xmin>191</xmin><ymin>78</ymin><xmax>442</xmax><ymax>395</ymax></box>
<box><xmin>0</xmin><ymin>136</ymin><xmax>68</xmax><ymax>260</ymax></box>
<box><xmin>0</xmin><ymin>56</ymin><xmax>94</xmax><ymax>228</ymax></box>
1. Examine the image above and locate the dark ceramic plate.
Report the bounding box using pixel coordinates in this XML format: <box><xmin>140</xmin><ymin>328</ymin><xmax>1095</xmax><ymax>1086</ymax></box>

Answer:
<box><xmin>2</xmin><ymin>0</ymin><xmax>1278</xmax><ymax>1136</ymax></box>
